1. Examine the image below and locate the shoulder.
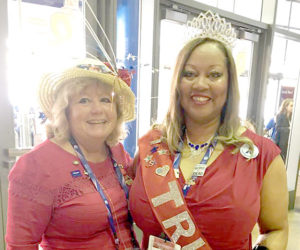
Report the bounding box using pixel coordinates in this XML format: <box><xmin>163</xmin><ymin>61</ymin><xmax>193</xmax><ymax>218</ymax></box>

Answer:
<box><xmin>110</xmin><ymin>142</ymin><xmax>126</xmax><ymax>155</ymax></box>
<box><xmin>276</xmin><ymin>113</ymin><xmax>287</xmax><ymax>123</ymax></box>
<box><xmin>9</xmin><ymin>140</ymin><xmax>64</xmax><ymax>181</ymax></box>
<box><xmin>110</xmin><ymin>143</ymin><xmax>133</xmax><ymax>169</ymax></box>
<box><xmin>111</xmin><ymin>143</ymin><xmax>131</xmax><ymax>160</ymax></box>
<box><xmin>8</xmin><ymin>140</ymin><xmax>56</xmax><ymax>203</ymax></box>
<box><xmin>242</xmin><ymin>129</ymin><xmax>281</xmax><ymax>175</ymax></box>
<box><xmin>20</xmin><ymin>139</ymin><xmax>61</xmax><ymax>159</ymax></box>
<box><xmin>139</xmin><ymin>128</ymin><xmax>163</xmax><ymax>144</ymax></box>
<box><xmin>266</xmin><ymin>118</ymin><xmax>275</xmax><ymax>128</ymax></box>
<box><xmin>244</xmin><ymin>129</ymin><xmax>279</xmax><ymax>153</ymax></box>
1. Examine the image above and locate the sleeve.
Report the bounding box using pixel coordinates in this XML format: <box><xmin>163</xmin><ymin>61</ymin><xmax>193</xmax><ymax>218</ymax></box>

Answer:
<box><xmin>265</xmin><ymin>118</ymin><xmax>274</xmax><ymax>130</ymax></box>
<box><xmin>5</xmin><ymin>155</ymin><xmax>54</xmax><ymax>250</ymax></box>
<box><xmin>258</xmin><ymin>135</ymin><xmax>281</xmax><ymax>177</ymax></box>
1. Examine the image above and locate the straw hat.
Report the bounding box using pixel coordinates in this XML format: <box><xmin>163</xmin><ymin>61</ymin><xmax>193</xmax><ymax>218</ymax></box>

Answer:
<box><xmin>38</xmin><ymin>58</ymin><xmax>135</xmax><ymax>122</ymax></box>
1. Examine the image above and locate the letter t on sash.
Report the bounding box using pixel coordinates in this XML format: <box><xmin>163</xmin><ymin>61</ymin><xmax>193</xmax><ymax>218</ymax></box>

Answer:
<box><xmin>151</xmin><ymin>181</ymin><xmax>184</xmax><ymax>208</ymax></box>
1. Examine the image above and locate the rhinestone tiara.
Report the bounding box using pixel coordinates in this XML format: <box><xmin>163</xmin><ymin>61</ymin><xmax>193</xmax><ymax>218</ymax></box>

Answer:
<box><xmin>186</xmin><ymin>10</ymin><xmax>237</xmax><ymax>48</ymax></box>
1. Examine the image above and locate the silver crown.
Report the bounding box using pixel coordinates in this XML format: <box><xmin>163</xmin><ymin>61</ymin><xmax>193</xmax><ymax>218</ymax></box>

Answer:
<box><xmin>186</xmin><ymin>10</ymin><xmax>237</xmax><ymax>48</ymax></box>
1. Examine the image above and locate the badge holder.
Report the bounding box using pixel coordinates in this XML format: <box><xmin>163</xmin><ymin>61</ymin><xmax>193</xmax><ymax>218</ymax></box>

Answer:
<box><xmin>148</xmin><ymin>235</ymin><xmax>181</xmax><ymax>250</ymax></box>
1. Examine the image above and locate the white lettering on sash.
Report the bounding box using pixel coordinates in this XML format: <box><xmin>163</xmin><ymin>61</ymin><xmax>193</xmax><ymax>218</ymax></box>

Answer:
<box><xmin>182</xmin><ymin>238</ymin><xmax>205</xmax><ymax>249</ymax></box>
<box><xmin>151</xmin><ymin>181</ymin><xmax>184</xmax><ymax>208</ymax></box>
<box><xmin>162</xmin><ymin>211</ymin><xmax>195</xmax><ymax>243</ymax></box>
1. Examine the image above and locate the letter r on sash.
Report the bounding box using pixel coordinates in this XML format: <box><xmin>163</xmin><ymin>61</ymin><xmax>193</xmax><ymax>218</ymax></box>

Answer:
<box><xmin>162</xmin><ymin>211</ymin><xmax>195</xmax><ymax>243</ymax></box>
<box><xmin>151</xmin><ymin>181</ymin><xmax>184</xmax><ymax>208</ymax></box>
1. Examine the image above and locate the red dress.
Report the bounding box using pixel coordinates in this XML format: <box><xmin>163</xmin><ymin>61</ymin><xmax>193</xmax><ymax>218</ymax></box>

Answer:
<box><xmin>129</xmin><ymin>129</ymin><xmax>280</xmax><ymax>250</ymax></box>
<box><xmin>6</xmin><ymin>140</ymin><xmax>134</xmax><ymax>250</ymax></box>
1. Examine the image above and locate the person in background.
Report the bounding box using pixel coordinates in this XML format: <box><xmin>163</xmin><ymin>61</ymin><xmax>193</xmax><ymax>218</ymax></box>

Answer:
<box><xmin>275</xmin><ymin>98</ymin><xmax>294</xmax><ymax>161</ymax></box>
<box><xmin>129</xmin><ymin>11</ymin><xmax>288</xmax><ymax>250</ymax></box>
<box><xmin>264</xmin><ymin>116</ymin><xmax>276</xmax><ymax>142</ymax></box>
<box><xmin>6</xmin><ymin>59</ymin><xmax>138</xmax><ymax>249</ymax></box>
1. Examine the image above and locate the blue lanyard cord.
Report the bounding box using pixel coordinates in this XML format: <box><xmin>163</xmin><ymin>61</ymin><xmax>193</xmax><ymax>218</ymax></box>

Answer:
<box><xmin>109</xmin><ymin>149</ymin><xmax>140</xmax><ymax>248</ymax></box>
<box><xmin>173</xmin><ymin>137</ymin><xmax>218</xmax><ymax>197</ymax></box>
<box><xmin>69</xmin><ymin>138</ymin><xmax>138</xmax><ymax>249</ymax></box>
<box><xmin>110</xmin><ymin>155</ymin><xmax>130</xmax><ymax>200</ymax></box>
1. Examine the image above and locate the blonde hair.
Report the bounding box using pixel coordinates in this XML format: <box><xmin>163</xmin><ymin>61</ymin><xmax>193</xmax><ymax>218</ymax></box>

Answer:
<box><xmin>46</xmin><ymin>78</ymin><xmax>127</xmax><ymax>146</ymax></box>
<box><xmin>160</xmin><ymin>37</ymin><xmax>253</xmax><ymax>153</ymax></box>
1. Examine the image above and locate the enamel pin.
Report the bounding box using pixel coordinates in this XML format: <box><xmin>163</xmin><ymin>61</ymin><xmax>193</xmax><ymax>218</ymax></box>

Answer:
<box><xmin>83</xmin><ymin>170</ymin><xmax>89</xmax><ymax>178</ymax></box>
<box><xmin>240</xmin><ymin>143</ymin><xmax>259</xmax><ymax>159</ymax></box>
<box><xmin>124</xmin><ymin>175</ymin><xmax>133</xmax><ymax>185</ymax></box>
<box><xmin>70</xmin><ymin>170</ymin><xmax>82</xmax><ymax>178</ymax></box>
<box><xmin>144</xmin><ymin>155</ymin><xmax>153</xmax><ymax>163</ymax></box>
<box><xmin>155</xmin><ymin>165</ymin><xmax>170</xmax><ymax>177</ymax></box>
<box><xmin>148</xmin><ymin>159</ymin><xmax>156</xmax><ymax>167</ymax></box>
<box><xmin>150</xmin><ymin>137</ymin><xmax>162</xmax><ymax>145</ymax></box>
<box><xmin>158</xmin><ymin>149</ymin><xmax>169</xmax><ymax>155</ymax></box>
<box><xmin>72</xmin><ymin>160</ymin><xmax>80</xmax><ymax>165</ymax></box>
<box><xmin>151</xmin><ymin>146</ymin><xmax>159</xmax><ymax>153</ymax></box>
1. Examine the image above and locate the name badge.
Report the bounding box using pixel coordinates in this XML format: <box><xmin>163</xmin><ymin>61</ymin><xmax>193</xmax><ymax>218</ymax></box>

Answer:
<box><xmin>148</xmin><ymin>235</ymin><xmax>181</xmax><ymax>250</ymax></box>
<box><xmin>194</xmin><ymin>164</ymin><xmax>207</xmax><ymax>177</ymax></box>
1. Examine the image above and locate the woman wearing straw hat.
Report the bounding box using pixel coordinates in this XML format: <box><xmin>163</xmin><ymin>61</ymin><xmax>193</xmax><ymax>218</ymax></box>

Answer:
<box><xmin>6</xmin><ymin>59</ymin><xmax>138</xmax><ymax>249</ymax></box>
<box><xmin>129</xmin><ymin>11</ymin><xmax>288</xmax><ymax>250</ymax></box>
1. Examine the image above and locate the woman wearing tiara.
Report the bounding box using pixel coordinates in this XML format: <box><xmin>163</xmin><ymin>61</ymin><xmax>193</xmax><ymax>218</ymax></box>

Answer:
<box><xmin>6</xmin><ymin>59</ymin><xmax>139</xmax><ymax>249</ymax></box>
<box><xmin>129</xmin><ymin>11</ymin><xmax>288</xmax><ymax>250</ymax></box>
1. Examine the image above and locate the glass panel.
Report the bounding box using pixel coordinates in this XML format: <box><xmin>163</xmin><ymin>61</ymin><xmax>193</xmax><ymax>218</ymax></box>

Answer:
<box><xmin>275</xmin><ymin>0</ymin><xmax>291</xmax><ymax>28</ymax></box>
<box><xmin>157</xmin><ymin>19</ymin><xmax>186</xmax><ymax>123</ymax></box>
<box><xmin>194</xmin><ymin>0</ymin><xmax>217</xmax><ymax>7</ymax></box>
<box><xmin>285</xmin><ymin>40</ymin><xmax>300</xmax><ymax>79</ymax></box>
<box><xmin>232</xmin><ymin>39</ymin><xmax>254</xmax><ymax>121</ymax></box>
<box><xmin>264</xmin><ymin>34</ymin><xmax>300</xmax><ymax>163</ymax></box>
<box><xmin>234</xmin><ymin>0</ymin><xmax>262</xmax><ymax>21</ymax></box>
<box><xmin>269</xmin><ymin>35</ymin><xmax>286</xmax><ymax>74</ymax></box>
<box><xmin>7</xmin><ymin>0</ymin><xmax>85</xmax><ymax>148</ymax></box>
<box><xmin>217</xmin><ymin>0</ymin><xmax>234</xmax><ymax>12</ymax></box>
<box><xmin>289</xmin><ymin>2</ymin><xmax>300</xmax><ymax>34</ymax></box>
<box><xmin>264</xmin><ymin>77</ymin><xmax>281</xmax><ymax>126</ymax></box>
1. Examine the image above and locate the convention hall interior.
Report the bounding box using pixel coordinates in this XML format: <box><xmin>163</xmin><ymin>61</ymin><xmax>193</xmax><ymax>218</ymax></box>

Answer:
<box><xmin>0</xmin><ymin>0</ymin><xmax>300</xmax><ymax>249</ymax></box>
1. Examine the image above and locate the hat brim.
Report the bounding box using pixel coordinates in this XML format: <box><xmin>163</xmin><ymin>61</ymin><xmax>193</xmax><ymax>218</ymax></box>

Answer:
<box><xmin>38</xmin><ymin>67</ymin><xmax>135</xmax><ymax>122</ymax></box>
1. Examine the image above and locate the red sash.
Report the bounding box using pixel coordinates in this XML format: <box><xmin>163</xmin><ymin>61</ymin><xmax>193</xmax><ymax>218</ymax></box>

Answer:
<box><xmin>139</xmin><ymin>129</ymin><xmax>212</xmax><ymax>250</ymax></box>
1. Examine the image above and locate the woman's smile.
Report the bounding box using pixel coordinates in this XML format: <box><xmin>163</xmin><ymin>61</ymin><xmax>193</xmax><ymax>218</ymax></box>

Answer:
<box><xmin>191</xmin><ymin>94</ymin><xmax>211</xmax><ymax>105</ymax></box>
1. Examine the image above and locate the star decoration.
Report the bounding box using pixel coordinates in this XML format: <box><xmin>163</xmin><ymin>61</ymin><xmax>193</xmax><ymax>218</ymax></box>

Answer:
<box><xmin>144</xmin><ymin>155</ymin><xmax>153</xmax><ymax>163</ymax></box>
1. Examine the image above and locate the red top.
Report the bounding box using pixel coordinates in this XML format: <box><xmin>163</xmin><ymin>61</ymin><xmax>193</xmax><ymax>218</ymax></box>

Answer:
<box><xmin>6</xmin><ymin>140</ymin><xmax>133</xmax><ymax>250</ymax></box>
<box><xmin>129</xmin><ymin>129</ymin><xmax>280</xmax><ymax>250</ymax></box>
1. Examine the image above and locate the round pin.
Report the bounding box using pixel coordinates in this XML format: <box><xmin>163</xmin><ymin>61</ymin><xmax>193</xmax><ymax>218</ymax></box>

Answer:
<box><xmin>155</xmin><ymin>165</ymin><xmax>170</xmax><ymax>177</ymax></box>
<box><xmin>73</xmin><ymin>160</ymin><xmax>80</xmax><ymax>165</ymax></box>
<box><xmin>240</xmin><ymin>144</ymin><xmax>259</xmax><ymax>159</ymax></box>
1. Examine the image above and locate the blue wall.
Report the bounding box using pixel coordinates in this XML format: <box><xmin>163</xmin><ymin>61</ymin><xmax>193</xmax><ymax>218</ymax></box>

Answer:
<box><xmin>117</xmin><ymin>0</ymin><xmax>139</xmax><ymax>157</ymax></box>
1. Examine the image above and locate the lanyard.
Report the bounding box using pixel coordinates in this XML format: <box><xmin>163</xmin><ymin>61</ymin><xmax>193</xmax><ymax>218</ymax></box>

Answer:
<box><xmin>69</xmin><ymin>137</ymin><xmax>137</xmax><ymax>249</ymax></box>
<box><xmin>173</xmin><ymin>137</ymin><xmax>218</xmax><ymax>197</ymax></box>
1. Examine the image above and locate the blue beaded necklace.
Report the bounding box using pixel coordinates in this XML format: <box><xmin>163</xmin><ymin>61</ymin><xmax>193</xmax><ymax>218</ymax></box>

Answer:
<box><xmin>186</xmin><ymin>132</ymin><xmax>214</xmax><ymax>153</ymax></box>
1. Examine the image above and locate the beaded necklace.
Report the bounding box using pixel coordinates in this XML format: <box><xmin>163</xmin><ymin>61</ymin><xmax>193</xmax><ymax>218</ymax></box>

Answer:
<box><xmin>185</xmin><ymin>132</ymin><xmax>214</xmax><ymax>156</ymax></box>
